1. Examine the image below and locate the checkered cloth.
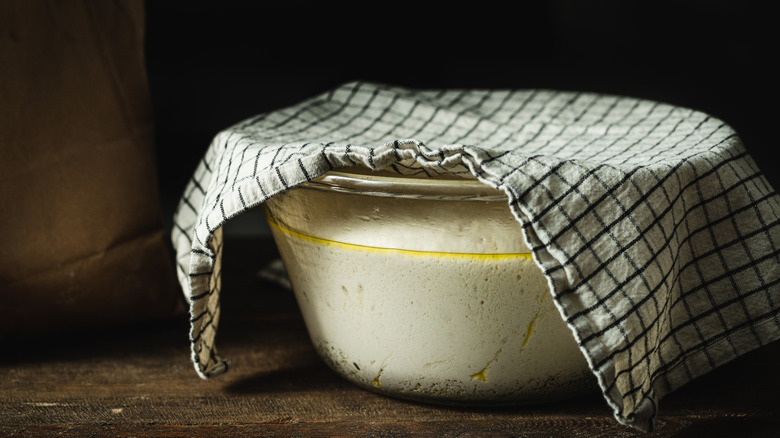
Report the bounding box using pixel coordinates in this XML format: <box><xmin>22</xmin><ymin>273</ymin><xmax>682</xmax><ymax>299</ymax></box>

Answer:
<box><xmin>172</xmin><ymin>81</ymin><xmax>780</xmax><ymax>432</ymax></box>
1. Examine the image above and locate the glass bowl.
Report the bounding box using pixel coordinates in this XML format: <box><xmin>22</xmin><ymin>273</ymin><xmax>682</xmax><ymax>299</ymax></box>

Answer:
<box><xmin>263</xmin><ymin>167</ymin><xmax>594</xmax><ymax>405</ymax></box>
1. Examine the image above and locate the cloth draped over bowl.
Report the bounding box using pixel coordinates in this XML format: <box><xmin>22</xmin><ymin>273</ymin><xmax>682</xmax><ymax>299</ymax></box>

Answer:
<box><xmin>172</xmin><ymin>81</ymin><xmax>780</xmax><ymax>432</ymax></box>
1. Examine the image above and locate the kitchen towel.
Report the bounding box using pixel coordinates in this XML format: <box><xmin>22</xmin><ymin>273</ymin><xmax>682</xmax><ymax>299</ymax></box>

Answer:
<box><xmin>172</xmin><ymin>81</ymin><xmax>780</xmax><ymax>432</ymax></box>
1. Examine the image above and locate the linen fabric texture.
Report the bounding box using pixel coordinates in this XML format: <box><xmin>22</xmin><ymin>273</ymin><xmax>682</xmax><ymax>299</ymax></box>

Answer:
<box><xmin>172</xmin><ymin>82</ymin><xmax>780</xmax><ymax>432</ymax></box>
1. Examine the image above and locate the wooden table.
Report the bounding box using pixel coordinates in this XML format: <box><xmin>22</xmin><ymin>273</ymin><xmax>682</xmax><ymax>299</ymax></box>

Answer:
<box><xmin>2</xmin><ymin>237</ymin><xmax>779</xmax><ymax>437</ymax></box>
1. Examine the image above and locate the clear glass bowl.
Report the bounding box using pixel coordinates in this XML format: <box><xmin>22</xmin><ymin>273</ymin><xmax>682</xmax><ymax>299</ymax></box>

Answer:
<box><xmin>263</xmin><ymin>167</ymin><xmax>594</xmax><ymax>405</ymax></box>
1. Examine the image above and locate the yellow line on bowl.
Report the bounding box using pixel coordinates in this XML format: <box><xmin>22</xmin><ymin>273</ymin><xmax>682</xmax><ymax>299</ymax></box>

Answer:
<box><xmin>265</xmin><ymin>214</ymin><xmax>533</xmax><ymax>261</ymax></box>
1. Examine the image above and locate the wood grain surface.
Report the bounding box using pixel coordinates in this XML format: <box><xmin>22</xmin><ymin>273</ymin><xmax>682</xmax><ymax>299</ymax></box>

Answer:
<box><xmin>2</xmin><ymin>237</ymin><xmax>779</xmax><ymax>437</ymax></box>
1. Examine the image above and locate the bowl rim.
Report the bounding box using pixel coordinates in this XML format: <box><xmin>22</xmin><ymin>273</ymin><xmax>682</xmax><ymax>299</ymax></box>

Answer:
<box><xmin>300</xmin><ymin>166</ymin><xmax>507</xmax><ymax>201</ymax></box>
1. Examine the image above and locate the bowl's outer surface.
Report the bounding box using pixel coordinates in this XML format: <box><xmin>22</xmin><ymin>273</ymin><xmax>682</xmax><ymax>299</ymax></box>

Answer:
<box><xmin>263</xmin><ymin>170</ymin><xmax>595</xmax><ymax>404</ymax></box>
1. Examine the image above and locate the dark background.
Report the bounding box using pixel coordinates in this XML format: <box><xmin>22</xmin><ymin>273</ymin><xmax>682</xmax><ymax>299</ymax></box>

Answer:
<box><xmin>145</xmin><ymin>1</ymin><xmax>776</xmax><ymax>235</ymax></box>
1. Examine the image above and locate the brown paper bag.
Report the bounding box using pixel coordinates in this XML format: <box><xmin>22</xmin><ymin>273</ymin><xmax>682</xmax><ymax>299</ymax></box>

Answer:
<box><xmin>0</xmin><ymin>0</ymin><xmax>183</xmax><ymax>337</ymax></box>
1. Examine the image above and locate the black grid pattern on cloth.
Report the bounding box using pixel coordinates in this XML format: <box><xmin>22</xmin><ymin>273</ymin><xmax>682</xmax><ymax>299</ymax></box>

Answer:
<box><xmin>171</xmin><ymin>81</ymin><xmax>780</xmax><ymax>432</ymax></box>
